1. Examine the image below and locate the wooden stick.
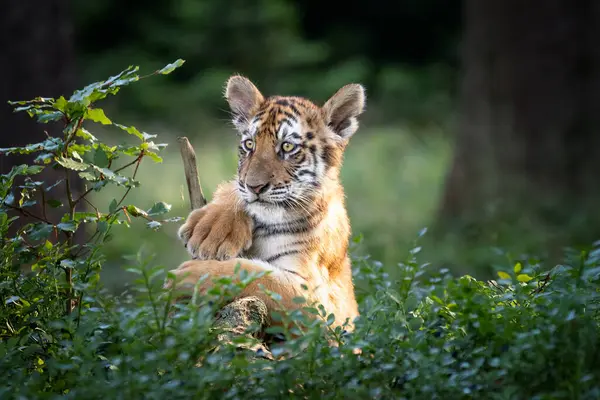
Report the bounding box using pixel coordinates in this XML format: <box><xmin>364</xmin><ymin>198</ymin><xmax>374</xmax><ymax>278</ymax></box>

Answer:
<box><xmin>177</xmin><ymin>137</ymin><xmax>207</xmax><ymax>210</ymax></box>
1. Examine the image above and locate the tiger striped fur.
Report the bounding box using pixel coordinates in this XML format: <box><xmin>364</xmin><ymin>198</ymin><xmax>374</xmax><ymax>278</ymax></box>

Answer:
<box><xmin>170</xmin><ymin>75</ymin><xmax>365</xmax><ymax>330</ymax></box>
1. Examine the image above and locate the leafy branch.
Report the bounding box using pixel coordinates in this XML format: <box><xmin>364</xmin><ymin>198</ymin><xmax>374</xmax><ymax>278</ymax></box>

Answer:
<box><xmin>0</xmin><ymin>59</ymin><xmax>186</xmax><ymax>316</ymax></box>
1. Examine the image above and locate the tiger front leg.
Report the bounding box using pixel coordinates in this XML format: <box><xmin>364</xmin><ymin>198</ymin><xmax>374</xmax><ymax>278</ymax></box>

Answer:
<box><xmin>178</xmin><ymin>180</ymin><xmax>253</xmax><ymax>261</ymax></box>
<box><xmin>165</xmin><ymin>258</ymin><xmax>307</xmax><ymax>314</ymax></box>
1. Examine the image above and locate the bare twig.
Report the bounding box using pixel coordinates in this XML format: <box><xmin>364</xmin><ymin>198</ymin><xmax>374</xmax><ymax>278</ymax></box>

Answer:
<box><xmin>177</xmin><ymin>137</ymin><xmax>207</xmax><ymax>210</ymax></box>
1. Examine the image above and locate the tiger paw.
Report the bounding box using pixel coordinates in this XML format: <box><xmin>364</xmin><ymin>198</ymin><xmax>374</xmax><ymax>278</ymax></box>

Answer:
<box><xmin>177</xmin><ymin>202</ymin><xmax>253</xmax><ymax>260</ymax></box>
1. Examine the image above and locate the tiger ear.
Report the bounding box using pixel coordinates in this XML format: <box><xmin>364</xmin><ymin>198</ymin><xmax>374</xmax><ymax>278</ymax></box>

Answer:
<box><xmin>322</xmin><ymin>84</ymin><xmax>366</xmax><ymax>140</ymax></box>
<box><xmin>225</xmin><ymin>75</ymin><xmax>264</xmax><ymax>127</ymax></box>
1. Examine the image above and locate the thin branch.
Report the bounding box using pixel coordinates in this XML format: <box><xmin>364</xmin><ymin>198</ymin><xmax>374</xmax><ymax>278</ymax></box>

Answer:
<box><xmin>4</xmin><ymin>203</ymin><xmax>52</xmax><ymax>224</ymax></box>
<box><xmin>73</xmin><ymin>187</ymin><xmax>94</xmax><ymax>207</ymax></box>
<box><xmin>114</xmin><ymin>152</ymin><xmax>144</xmax><ymax>210</ymax></box>
<box><xmin>177</xmin><ymin>137</ymin><xmax>206</xmax><ymax>210</ymax></box>
<box><xmin>114</xmin><ymin>157</ymin><xmax>141</xmax><ymax>174</ymax></box>
<box><xmin>40</xmin><ymin>187</ymin><xmax>48</xmax><ymax>221</ymax></box>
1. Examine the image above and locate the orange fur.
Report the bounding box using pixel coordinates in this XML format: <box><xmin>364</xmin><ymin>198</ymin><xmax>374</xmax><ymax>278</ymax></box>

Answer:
<box><xmin>169</xmin><ymin>75</ymin><xmax>366</xmax><ymax>330</ymax></box>
<box><xmin>178</xmin><ymin>182</ymin><xmax>253</xmax><ymax>260</ymax></box>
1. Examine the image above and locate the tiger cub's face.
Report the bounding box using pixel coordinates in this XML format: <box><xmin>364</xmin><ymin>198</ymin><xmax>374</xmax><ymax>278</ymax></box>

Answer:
<box><xmin>224</xmin><ymin>76</ymin><xmax>365</xmax><ymax>213</ymax></box>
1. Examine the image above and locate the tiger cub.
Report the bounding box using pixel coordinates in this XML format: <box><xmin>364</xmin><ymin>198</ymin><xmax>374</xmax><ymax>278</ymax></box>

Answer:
<box><xmin>169</xmin><ymin>75</ymin><xmax>365</xmax><ymax>330</ymax></box>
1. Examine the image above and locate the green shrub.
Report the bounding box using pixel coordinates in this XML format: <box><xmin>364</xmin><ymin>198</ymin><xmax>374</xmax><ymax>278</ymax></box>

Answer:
<box><xmin>1</xmin><ymin>63</ymin><xmax>599</xmax><ymax>400</ymax></box>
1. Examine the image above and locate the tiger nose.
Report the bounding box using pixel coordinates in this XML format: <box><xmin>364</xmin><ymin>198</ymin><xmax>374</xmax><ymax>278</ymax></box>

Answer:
<box><xmin>247</xmin><ymin>182</ymin><xmax>270</xmax><ymax>194</ymax></box>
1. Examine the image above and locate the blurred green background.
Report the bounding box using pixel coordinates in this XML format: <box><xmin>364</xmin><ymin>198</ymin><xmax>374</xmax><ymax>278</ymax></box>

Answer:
<box><xmin>5</xmin><ymin>0</ymin><xmax>600</xmax><ymax>291</ymax></box>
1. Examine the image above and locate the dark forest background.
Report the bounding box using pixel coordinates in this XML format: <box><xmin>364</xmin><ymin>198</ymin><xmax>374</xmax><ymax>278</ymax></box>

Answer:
<box><xmin>3</xmin><ymin>0</ymin><xmax>599</xmax><ymax>289</ymax></box>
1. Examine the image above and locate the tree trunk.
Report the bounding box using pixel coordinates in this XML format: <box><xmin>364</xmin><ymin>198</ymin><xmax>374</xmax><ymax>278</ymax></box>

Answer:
<box><xmin>438</xmin><ymin>0</ymin><xmax>600</xmax><ymax>262</ymax></box>
<box><xmin>0</xmin><ymin>0</ymin><xmax>80</xmax><ymax>232</ymax></box>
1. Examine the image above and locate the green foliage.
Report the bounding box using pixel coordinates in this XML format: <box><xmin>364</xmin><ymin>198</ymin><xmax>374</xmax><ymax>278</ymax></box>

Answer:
<box><xmin>0</xmin><ymin>61</ymin><xmax>184</xmax><ymax>349</ymax></box>
<box><xmin>2</xmin><ymin>63</ymin><xmax>600</xmax><ymax>399</ymax></box>
<box><xmin>2</xmin><ymin>228</ymin><xmax>600</xmax><ymax>398</ymax></box>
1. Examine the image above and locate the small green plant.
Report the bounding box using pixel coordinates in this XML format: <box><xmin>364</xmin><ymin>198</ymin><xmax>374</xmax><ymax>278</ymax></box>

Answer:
<box><xmin>0</xmin><ymin>60</ymin><xmax>185</xmax><ymax>345</ymax></box>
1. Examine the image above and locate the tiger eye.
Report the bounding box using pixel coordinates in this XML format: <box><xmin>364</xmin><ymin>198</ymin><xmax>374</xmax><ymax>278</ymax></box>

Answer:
<box><xmin>281</xmin><ymin>142</ymin><xmax>295</xmax><ymax>152</ymax></box>
<box><xmin>243</xmin><ymin>139</ymin><xmax>255</xmax><ymax>150</ymax></box>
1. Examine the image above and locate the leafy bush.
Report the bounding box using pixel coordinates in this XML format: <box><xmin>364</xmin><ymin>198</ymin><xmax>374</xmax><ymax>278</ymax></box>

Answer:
<box><xmin>1</xmin><ymin>64</ymin><xmax>600</xmax><ymax>399</ymax></box>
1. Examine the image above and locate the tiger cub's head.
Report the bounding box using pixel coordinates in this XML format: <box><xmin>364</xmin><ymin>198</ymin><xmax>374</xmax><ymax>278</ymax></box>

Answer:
<box><xmin>224</xmin><ymin>75</ymin><xmax>365</xmax><ymax>212</ymax></box>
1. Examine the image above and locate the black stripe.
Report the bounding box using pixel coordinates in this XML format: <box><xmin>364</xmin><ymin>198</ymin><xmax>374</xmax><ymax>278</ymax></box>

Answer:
<box><xmin>275</xmin><ymin>99</ymin><xmax>290</xmax><ymax>107</ymax></box>
<box><xmin>253</xmin><ymin>214</ymin><xmax>323</xmax><ymax>237</ymax></box>
<box><xmin>282</xmin><ymin>110</ymin><xmax>298</xmax><ymax>121</ymax></box>
<box><xmin>286</xmin><ymin>238</ymin><xmax>314</xmax><ymax>248</ymax></box>
<box><xmin>322</xmin><ymin>146</ymin><xmax>333</xmax><ymax>167</ymax></box>
<box><xmin>282</xmin><ymin>269</ymin><xmax>308</xmax><ymax>281</ymax></box>
<box><xmin>297</xmin><ymin>169</ymin><xmax>316</xmax><ymax>178</ymax></box>
<box><xmin>288</xmin><ymin>132</ymin><xmax>301</xmax><ymax>140</ymax></box>
<box><xmin>288</xmin><ymin>103</ymin><xmax>301</xmax><ymax>116</ymax></box>
<box><xmin>266</xmin><ymin>250</ymin><xmax>301</xmax><ymax>263</ymax></box>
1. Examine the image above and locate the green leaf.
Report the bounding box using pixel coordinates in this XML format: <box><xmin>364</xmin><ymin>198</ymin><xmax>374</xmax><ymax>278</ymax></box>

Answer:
<box><xmin>56</xmin><ymin>156</ymin><xmax>89</xmax><ymax>172</ymax></box>
<box><xmin>114</xmin><ymin>124</ymin><xmax>143</xmax><ymax>140</ymax></box>
<box><xmin>76</xmin><ymin>128</ymin><xmax>97</xmax><ymax>142</ymax></box>
<box><xmin>292</xmin><ymin>296</ymin><xmax>307</xmax><ymax>304</ymax></box>
<box><xmin>37</xmin><ymin>111</ymin><xmax>63</xmax><ymax>124</ymax></box>
<box><xmin>147</xmin><ymin>221</ymin><xmax>162</xmax><ymax>230</ymax></box>
<box><xmin>147</xmin><ymin>202</ymin><xmax>171</xmax><ymax>217</ymax></box>
<box><xmin>34</xmin><ymin>153</ymin><xmax>54</xmax><ymax>164</ymax></box>
<box><xmin>45</xmin><ymin>179</ymin><xmax>63</xmax><ymax>192</ymax></box>
<box><xmin>101</xmin><ymin>167</ymin><xmax>135</xmax><ymax>186</ymax></box>
<box><xmin>71</xmin><ymin>150</ymin><xmax>84</xmax><ymax>162</ymax></box>
<box><xmin>0</xmin><ymin>138</ymin><xmax>62</xmax><ymax>156</ymax></box>
<box><xmin>126</xmin><ymin>205</ymin><xmax>148</xmax><ymax>218</ymax></box>
<box><xmin>57</xmin><ymin>221</ymin><xmax>78</xmax><ymax>233</ymax></box>
<box><xmin>517</xmin><ymin>274</ymin><xmax>533</xmax><ymax>283</ymax></box>
<box><xmin>157</xmin><ymin>59</ymin><xmax>186</xmax><ymax>75</ymax></box>
<box><xmin>93</xmin><ymin>147</ymin><xmax>110</xmax><ymax>168</ymax></box>
<box><xmin>145</xmin><ymin>151</ymin><xmax>163</xmax><ymax>163</ymax></box>
<box><xmin>497</xmin><ymin>271</ymin><xmax>511</xmax><ymax>280</ymax></box>
<box><xmin>78</xmin><ymin>172</ymin><xmax>97</xmax><ymax>181</ymax></box>
<box><xmin>29</xmin><ymin>223</ymin><xmax>54</xmax><ymax>241</ymax></box>
<box><xmin>404</xmin><ymin>295</ymin><xmax>419</xmax><ymax>312</ymax></box>
<box><xmin>5</xmin><ymin>296</ymin><xmax>21</xmax><ymax>305</ymax></box>
<box><xmin>304</xmin><ymin>307</ymin><xmax>319</xmax><ymax>315</ymax></box>
<box><xmin>109</xmin><ymin>199</ymin><xmax>118</xmax><ymax>214</ymax></box>
<box><xmin>60</xmin><ymin>259</ymin><xmax>77</xmax><ymax>269</ymax></box>
<box><xmin>125</xmin><ymin>268</ymin><xmax>143</xmax><ymax>275</ymax></box>
<box><xmin>327</xmin><ymin>313</ymin><xmax>336</xmax><ymax>326</ymax></box>
<box><xmin>54</xmin><ymin>96</ymin><xmax>68</xmax><ymax>112</ymax></box>
<box><xmin>264</xmin><ymin>326</ymin><xmax>285</xmax><ymax>335</ymax></box>
<box><xmin>408</xmin><ymin>316</ymin><xmax>424</xmax><ymax>330</ymax></box>
<box><xmin>46</xmin><ymin>199</ymin><xmax>63</xmax><ymax>208</ymax></box>
<box><xmin>87</xmin><ymin>108</ymin><xmax>112</xmax><ymax>125</ymax></box>
<box><xmin>73</xmin><ymin>212</ymin><xmax>98</xmax><ymax>223</ymax></box>
<box><xmin>514</xmin><ymin>262</ymin><xmax>522</xmax><ymax>273</ymax></box>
